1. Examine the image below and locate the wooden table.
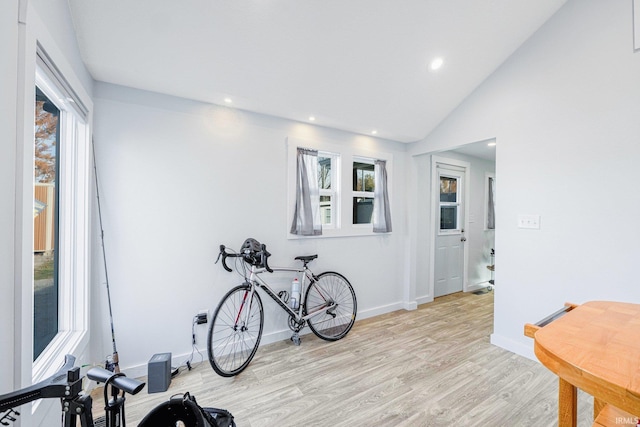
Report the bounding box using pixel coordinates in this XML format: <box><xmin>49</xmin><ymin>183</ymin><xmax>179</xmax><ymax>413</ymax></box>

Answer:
<box><xmin>526</xmin><ymin>301</ymin><xmax>640</xmax><ymax>427</ymax></box>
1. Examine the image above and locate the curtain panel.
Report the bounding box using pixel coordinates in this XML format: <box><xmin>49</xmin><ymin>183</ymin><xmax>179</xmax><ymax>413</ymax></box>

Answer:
<box><xmin>290</xmin><ymin>148</ymin><xmax>322</xmax><ymax>236</ymax></box>
<box><xmin>372</xmin><ymin>159</ymin><xmax>392</xmax><ymax>233</ymax></box>
<box><xmin>487</xmin><ymin>177</ymin><xmax>495</xmax><ymax>230</ymax></box>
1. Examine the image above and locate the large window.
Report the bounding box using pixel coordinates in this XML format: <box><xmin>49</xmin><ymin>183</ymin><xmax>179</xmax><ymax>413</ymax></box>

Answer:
<box><xmin>32</xmin><ymin>48</ymin><xmax>90</xmax><ymax>378</ymax></box>
<box><xmin>33</xmin><ymin>87</ymin><xmax>60</xmax><ymax>360</ymax></box>
<box><xmin>352</xmin><ymin>159</ymin><xmax>375</xmax><ymax>224</ymax></box>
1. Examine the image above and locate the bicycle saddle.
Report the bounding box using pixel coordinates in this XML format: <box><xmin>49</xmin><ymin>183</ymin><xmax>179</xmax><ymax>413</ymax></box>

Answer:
<box><xmin>295</xmin><ymin>254</ymin><xmax>318</xmax><ymax>263</ymax></box>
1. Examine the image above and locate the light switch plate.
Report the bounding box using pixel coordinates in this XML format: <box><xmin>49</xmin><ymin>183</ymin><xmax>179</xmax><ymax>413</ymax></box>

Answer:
<box><xmin>518</xmin><ymin>214</ymin><xmax>540</xmax><ymax>229</ymax></box>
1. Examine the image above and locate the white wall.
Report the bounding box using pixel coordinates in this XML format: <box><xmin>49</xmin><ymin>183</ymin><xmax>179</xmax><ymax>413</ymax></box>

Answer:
<box><xmin>0</xmin><ymin>0</ymin><xmax>19</xmax><ymax>395</ymax></box>
<box><xmin>409</xmin><ymin>0</ymin><xmax>640</xmax><ymax>358</ymax></box>
<box><xmin>91</xmin><ymin>82</ymin><xmax>409</xmax><ymax>375</ymax></box>
<box><xmin>30</xmin><ymin>0</ymin><xmax>93</xmax><ymax>92</ymax></box>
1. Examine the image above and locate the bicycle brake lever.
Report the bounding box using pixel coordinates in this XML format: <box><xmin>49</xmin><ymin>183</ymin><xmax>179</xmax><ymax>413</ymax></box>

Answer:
<box><xmin>215</xmin><ymin>245</ymin><xmax>225</xmax><ymax>264</ymax></box>
<box><xmin>218</xmin><ymin>245</ymin><xmax>233</xmax><ymax>272</ymax></box>
<box><xmin>261</xmin><ymin>244</ymin><xmax>273</xmax><ymax>273</ymax></box>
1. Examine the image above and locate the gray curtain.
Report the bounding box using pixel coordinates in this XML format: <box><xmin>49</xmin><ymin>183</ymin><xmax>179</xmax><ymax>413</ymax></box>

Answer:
<box><xmin>487</xmin><ymin>177</ymin><xmax>495</xmax><ymax>229</ymax></box>
<box><xmin>372</xmin><ymin>160</ymin><xmax>392</xmax><ymax>233</ymax></box>
<box><xmin>290</xmin><ymin>148</ymin><xmax>322</xmax><ymax>236</ymax></box>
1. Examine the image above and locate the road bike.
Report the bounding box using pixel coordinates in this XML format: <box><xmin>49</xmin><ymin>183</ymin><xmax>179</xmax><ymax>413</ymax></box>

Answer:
<box><xmin>207</xmin><ymin>238</ymin><xmax>357</xmax><ymax>377</ymax></box>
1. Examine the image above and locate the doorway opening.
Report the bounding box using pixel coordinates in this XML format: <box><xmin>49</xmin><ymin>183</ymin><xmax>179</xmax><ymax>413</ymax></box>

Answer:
<box><xmin>429</xmin><ymin>140</ymin><xmax>496</xmax><ymax>299</ymax></box>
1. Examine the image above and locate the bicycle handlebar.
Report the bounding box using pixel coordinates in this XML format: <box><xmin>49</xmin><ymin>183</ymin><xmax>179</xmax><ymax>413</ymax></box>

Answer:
<box><xmin>0</xmin><ymin>355</ymin><xmax>78</xmax><ymax>413</ymax></box>
<box><xmin>216</xmin><ymin>240</ymin><xmax>273</xmax><ymax>273</ymax></box>
<box><xmin>217</xmin><ymin>244</ymin><xmax>234</xmax><ymax>272</ymax></box>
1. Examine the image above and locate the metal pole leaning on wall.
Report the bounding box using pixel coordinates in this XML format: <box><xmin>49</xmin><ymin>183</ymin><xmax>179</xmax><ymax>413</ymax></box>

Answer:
<box><xmin>92</xmin><ymin>138</ymin><xmax>120</xmax><ymax>373</ymax></box>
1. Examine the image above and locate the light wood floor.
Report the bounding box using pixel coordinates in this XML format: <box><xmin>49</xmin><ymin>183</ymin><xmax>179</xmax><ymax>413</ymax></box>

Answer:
<box><xmin>101</xmin><ymin>291</ymin><xmax>595</xmax><ymax>426</ymax></box>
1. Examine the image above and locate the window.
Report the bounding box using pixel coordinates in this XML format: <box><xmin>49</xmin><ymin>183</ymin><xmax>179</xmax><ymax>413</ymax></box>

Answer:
<box><xmin>318</xmin><ymin>152</ymin><xmax>339</xmax><ymax>228</ymax></box>
<box><xmin>439</xmin><ymin>175</ymin><xmax>460</xmax><ymax>231</ymax></box>
<box><xmin>287</xmin><ymin>138</ymin><xmax>392</xmax><ymax>238</ymax></box>
<box><xmin>33</xmin><ymin>87</ymin><xmax>60</xmax><ymax>360</ymax></box>
<box><xmin>352</xmin><ymin>159</ymin><xmax>375</xmax><ymax>224</ymax></box>
<box><xmin>32</xmin><ymin>47</ymin><xmax>90</xmax><ymax>379</ymax></box>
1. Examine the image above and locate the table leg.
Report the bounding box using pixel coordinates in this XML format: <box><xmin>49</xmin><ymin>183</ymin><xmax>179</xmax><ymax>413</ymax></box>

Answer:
<box><xmin>558</xmin><ymin>378</ymin><xmax>577</xmax><ymax>427</ymax></box>
<box><xmin>593</xmin><ymin>398</ymin><xmax>606</xmax><ymax>419</ymax></box>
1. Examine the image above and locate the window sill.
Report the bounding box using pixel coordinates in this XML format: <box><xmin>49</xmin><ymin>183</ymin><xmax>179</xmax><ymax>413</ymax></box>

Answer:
<box><xmin>287</xmin><ymin>226</ymin><xmax>391</xmax><ymax>239</ymax></box>
<box><xmin>32</xmin><ymin>329</ymin><xmax>88</xmax><ymax>383</ymax></box>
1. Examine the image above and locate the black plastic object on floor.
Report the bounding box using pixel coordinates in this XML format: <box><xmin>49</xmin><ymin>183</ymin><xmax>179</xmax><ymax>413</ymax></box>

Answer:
<box><xmin>148</xmin><ymin>352</ymin><xmax>172</xmax><ymax>393</ymax></box>
<box><xmin>138</xmin><ymin>392</ymin><xmax>235</xmax><ymax>427</ymax></box>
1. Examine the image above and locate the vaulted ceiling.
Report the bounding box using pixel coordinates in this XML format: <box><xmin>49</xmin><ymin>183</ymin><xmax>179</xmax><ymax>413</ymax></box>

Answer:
<box><xmin>68</xmin><ymin>0</ymin><xmax>567</xmax><ymax>143</ymax></box>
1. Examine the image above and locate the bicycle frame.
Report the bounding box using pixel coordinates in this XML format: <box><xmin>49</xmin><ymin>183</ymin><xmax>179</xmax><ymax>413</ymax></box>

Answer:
<box><xmin>239</xmin><ymin>264</ymin><xmax>334</xmax><ymax>327</ymax></box>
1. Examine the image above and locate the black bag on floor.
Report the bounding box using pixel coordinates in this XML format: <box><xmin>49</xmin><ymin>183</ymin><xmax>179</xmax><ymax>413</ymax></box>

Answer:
<box><xmin>138</xmin><ymin>392</ymin><xmax>235</xmax><ymax>427</ymax></box>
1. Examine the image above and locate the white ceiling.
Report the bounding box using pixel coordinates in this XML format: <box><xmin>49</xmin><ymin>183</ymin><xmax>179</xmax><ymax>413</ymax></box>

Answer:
<box><xmin>448</xmin><ymin>139</ymin><xmax>496</xmax><ymax>162</ymax></box>
<box><xmin>68</xmin><ymin>0</ymin><xmax>567</xmax><ymax>143</ymax></box>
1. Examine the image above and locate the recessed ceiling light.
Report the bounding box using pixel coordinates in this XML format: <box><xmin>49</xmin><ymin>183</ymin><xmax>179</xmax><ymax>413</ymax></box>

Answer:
<box><xmin>224</xmin><ymin>97</ymin><xmax>233</xmax><ymax>104</ymax></box>
<box><xmin>309</xmin><ymin>116</ymin><xmax>316</xmax><ymax>121</ymax></box>
<box><xmin>430</xmin><ymin>57</ymin><xmax>444</xmax><ymax>71</ymax></box>
<box><xmin>371</xmin><ymin>130</ymin><xmax>378</xmax><ymax>135</ymax></box>
<box><xmin>488</xmin><ymin>141</ymin><xmax>496</xmax><ymax>147</ymax></box>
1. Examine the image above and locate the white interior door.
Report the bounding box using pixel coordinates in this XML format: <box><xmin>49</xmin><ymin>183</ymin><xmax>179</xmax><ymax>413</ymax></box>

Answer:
<box><xmin>434</xmin><ymin>166</ymin><xmax>466</xmax><ymax>297</ymax></box>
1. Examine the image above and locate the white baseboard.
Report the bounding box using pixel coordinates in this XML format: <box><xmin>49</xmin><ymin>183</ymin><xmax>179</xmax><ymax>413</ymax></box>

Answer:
<box><xmin>359</xmin><ymin>301</ymin><xmax>408</xmax><ymax>319</ymax></box>
<box><xmin>119</xmin><ymin>300</ymin><xmax>416</xmax><ymax>378</ymax></box>
<box><xmin>466</xmin><ymin>283</ymin><xmax>491</xmax><ymax>293</ymax></box>
<box><xmin>403</xmin><ymin>301</ymin><xmax>418</xmax><ymax>311</ymax></box>
<box><xmin>416</xmin><ymin>295</ymin><xmax>433</xmax><ymax>306</ymax></box>
<box><xmin>490</xmin><ymin>333</ymin><xmax>536</xmax><ymax>361</ymax></box>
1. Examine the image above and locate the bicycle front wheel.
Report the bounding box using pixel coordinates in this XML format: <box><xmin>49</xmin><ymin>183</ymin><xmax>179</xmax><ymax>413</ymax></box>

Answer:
<box><xmin>207</xmin><ymin>284</ymin><xmax>264</xmax><ymax>377</ymax></box>
<box><xmin>305</xmin><ymin>272</ymin><xmax>357</xmax><ymax>341</ymax></box>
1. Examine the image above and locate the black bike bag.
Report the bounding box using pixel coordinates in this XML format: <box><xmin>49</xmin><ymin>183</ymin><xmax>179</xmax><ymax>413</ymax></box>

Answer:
<box><xmin>138</xmin><ymin>392</ymin><xmax>235</xmax><ymax>427</ymax></box>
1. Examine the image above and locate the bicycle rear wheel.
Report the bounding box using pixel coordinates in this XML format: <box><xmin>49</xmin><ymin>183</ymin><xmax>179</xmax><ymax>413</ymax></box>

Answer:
<box><xmin>305</xmin><ymin>272</ymin><xmax>357</xmax><ymax>341</ymax></box>
<box><xmin>207</xmin><ymin>284</ymin><xmax>264</xmax><ymax>377</ymax></box>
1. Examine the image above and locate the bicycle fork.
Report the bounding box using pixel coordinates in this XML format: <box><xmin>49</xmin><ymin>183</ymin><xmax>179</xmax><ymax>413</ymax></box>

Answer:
<box><xmin>235</xmin><ymin>282</ymin><xmax>256</xmax><ymax>333</ymax></box>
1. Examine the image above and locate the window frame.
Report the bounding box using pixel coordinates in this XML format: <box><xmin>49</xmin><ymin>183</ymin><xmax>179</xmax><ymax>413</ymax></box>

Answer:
<box><xmin>31</xmin><ymin>59</ymin><xmax>91</xmax><ymax>383</ymax></box>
